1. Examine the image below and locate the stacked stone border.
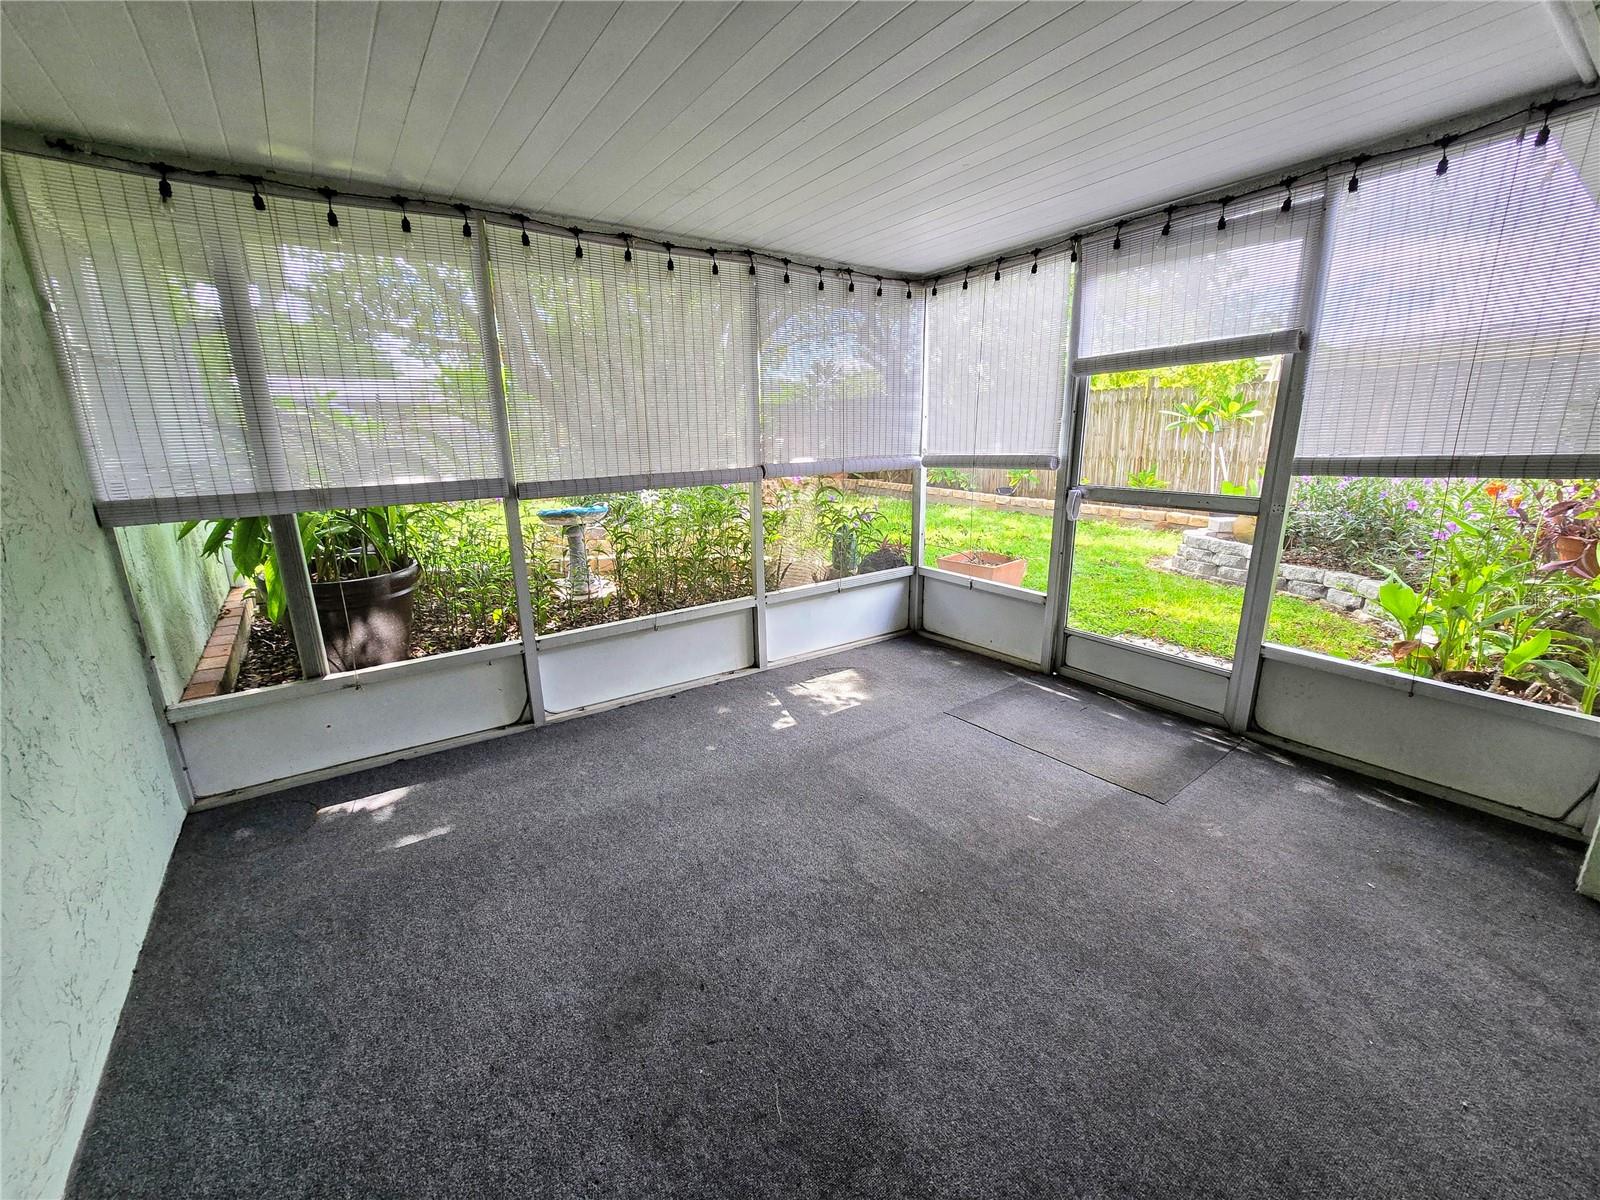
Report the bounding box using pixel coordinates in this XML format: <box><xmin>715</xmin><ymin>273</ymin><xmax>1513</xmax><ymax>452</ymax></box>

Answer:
<box><xmin>1170</xmin><ymin>529</ymin><xmax>1383</xmax><ymax>611</ymax></box>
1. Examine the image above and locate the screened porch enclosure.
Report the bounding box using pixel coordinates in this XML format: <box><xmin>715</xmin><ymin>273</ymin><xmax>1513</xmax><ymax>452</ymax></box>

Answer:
<box><xmin>5</xmin><ymin>99</ymin><xmax>1599</xmax><ymax>827</ymax></box>
<box><xmin>7</xmin><ymin>6</ymin><xmax>1600</xmax><ymax>1198</ymax></box>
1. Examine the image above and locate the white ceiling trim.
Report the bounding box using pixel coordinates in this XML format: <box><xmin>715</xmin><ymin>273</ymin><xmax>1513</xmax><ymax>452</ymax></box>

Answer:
<box><xmin>0</xmin><ymin>1</ymin><xmax>1588</xmax><ymax>275</ymax></box>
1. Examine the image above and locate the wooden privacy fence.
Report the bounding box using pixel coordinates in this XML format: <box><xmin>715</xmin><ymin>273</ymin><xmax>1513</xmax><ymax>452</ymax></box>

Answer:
<box><xmin>934</xmin><ymin>381</ymin><xmax>1278</xmax><ymax>500</ymax></box>
<box><xmin>1080</xmin><ymin>380</ymin><xmax>1277</xmax><ymax>494</ymax></box>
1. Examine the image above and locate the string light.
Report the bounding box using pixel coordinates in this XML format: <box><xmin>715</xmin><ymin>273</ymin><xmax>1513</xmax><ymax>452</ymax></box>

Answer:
<box><xmin>782</xmin><ymin>258</ymin><xmax>790</xmax><ymax>284</ymax></box>
<box><xmin>572</xmin><ymin>227</ymin><xmax>583</xmax><ymax>258</ymax></box>
<box><xmin>847</xmin><ymin>270</ymin><xmax>855</xmax><ymax>293</ymax></box>
<box><xmin>817</xmin><ymin>265</ymin><xmax>824</xmax><ymax>291</ymax></box>
<box><xmin>961</xmin><ymin>269</ymin><xmax>968</xmax><ymax>290</ymax></box>
<box><xmin>1348</xmin><ymin>155</ymin><xmax>1368</xmax><ymax>194</ymax></box>
<box><xmin>1216</xmin><ymin>197</ymin><xmax>1229</xmax><ymax>232</ymax></box>
<box><xmin>22</xmin><ymin>88</ymin><xmax>1585</xmax><ymax>311</ymax></box>
<box><xmin>876</xmin><ymin>275</ymin><xmax>883</xmax><ymax>297</ymax></box>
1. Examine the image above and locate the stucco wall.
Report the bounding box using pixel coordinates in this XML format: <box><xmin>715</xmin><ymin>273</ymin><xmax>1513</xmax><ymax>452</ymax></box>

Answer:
<box><xmin>1</xmin><ymin>196</ymin><xmax>189</xmax><ymax>1196</ymax></box>
<box><xmin>116</xmin><ymin>523</ymin><xmax>230</xmax><ymax>704</ymax></box>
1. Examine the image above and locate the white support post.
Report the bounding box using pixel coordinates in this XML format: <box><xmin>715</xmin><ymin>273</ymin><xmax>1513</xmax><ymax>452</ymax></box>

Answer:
<box><xmin>750</xmin><ymin>480</ymin><xmax>769</xmax><ymax>668</ymax></box>
<box><xmin>748</xmin><ymin>265</ymin><xmax>769</xmax><ymax>666</ymax></box>
<box><xmin>908</xmin><ymin>466</ymin><xmax>927</xmax><ymax>630</ymax></box>
<box><xmin>208</xmin><ymin>246</ymin><xmax>328</xmax><ymax>679</ymax></box>
<box><xmin>1041</xmin><ymin>259</ymin><xmax>1088</xmax><ymax>672</ymax></box>
<box><xmin>1221</xmin><ymin>197</ymin><xmax>1334</xmax><ymax>733</ymax></box>
<box><xmin>473</xmin><ymin>219</ymin><xmax>545</xmax><ymax>725</ymax></box>
<box><xmin>910</xmin><ymin>289</ymin><xmax>931</xmax><ymax>630</ymax></box>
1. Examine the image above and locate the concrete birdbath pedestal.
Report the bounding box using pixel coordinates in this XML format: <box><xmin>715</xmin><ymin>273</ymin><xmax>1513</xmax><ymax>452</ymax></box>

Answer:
<box><xmin>536</xmin><ymin>504</ymin><xmax>615</xmax><ymax>600</ymax></box>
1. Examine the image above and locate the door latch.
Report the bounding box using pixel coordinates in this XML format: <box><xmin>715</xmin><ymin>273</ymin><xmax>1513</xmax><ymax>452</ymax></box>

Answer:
<box><xmin>1065</xmin><ymin>485</ymin><xmax>1086</xmax><ymax>521</ymax></box>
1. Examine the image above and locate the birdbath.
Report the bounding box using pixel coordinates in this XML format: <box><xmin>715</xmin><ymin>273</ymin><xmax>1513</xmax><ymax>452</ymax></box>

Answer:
<box><xmin>536</xmin><ymin>504</ymin><xmax>615</xmax><ymax>599</ymax></box>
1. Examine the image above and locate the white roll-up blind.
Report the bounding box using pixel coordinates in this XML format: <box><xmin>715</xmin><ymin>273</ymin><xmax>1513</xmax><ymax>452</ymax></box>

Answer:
<box><xmin>923</xmin><ymin>255</ymin><xmax>1072</xmax><ymax>468</ymax></box>
<box><xmin>1077</xmin><ymin>187</ymin><xmax>1322</xmax><ymax>374</ymax></box>
<box><xmin>1295</xmin><ymin>110</ymin><xmax>1600</xmax><ymax>477</ymax></box>
<box><xmin>488</xmin><ymin>227</ymin><xmax>758</xmax><ymax>498</ymax></box>
<box><xmin>756</xmin><ymin>266</ymin><xmax>924</xmax><ymax>476</ymax></box>
<box><xmin>5</xmin><ymin>152</ymin><xmax>501</xmax><ymax>523</ymax></box>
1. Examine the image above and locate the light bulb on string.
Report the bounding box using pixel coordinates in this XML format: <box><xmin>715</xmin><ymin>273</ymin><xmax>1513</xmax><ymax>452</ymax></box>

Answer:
<box><xmin>392</xmin><ymin>196</ymin><xmax>413</xmax><ymax>235</ymax></box>
<box><xmin>993</xmin><ymin>261</ymin><xmax>1001</xmax><ymax>282</ymax></box>
<box><xmin>747</xmin><ymin>250</ymin><xmax>756</xmax><ymax>277</ymax></box>
<box><xmin>572</xmin><ymin>227</ymin><xmax>583</xmax><ymax>259</ymax></box>
<box><xmin>876</xmin><ymin>276</ymin><xmax>883</xmax><ymax>297</ymax></box>
<box><xmin>1534</xmin><ymin>105</ymin><xmax>1553</xmax><ymax>148</ymax></box>
<box><xmin>1216</xmin><ymin>197</ymin><xmax>1229</xmax><ymax>232</ymax></box>
<box><xmin>1031</xmin><ymin>249</ymin><xmax>1039</xmax><ymax>274</ymax></box>
<box><xmin>456</xmin><ymin>205</ymin><xmax>472</xmax><ymax>238</ymax></box>
<box><xmin>1112</xmin><ymin>222</ymin><xmax>1123</xmax><ymax>252</ymax></box>
<box><xmin>1160</xmin><ymin>209</ymin><xmax>1172</xmax><ymax>237</ymax></box>
<box><xmin>518</xmin><ymin>217</ymin><xmax>529</xmax><ymax>247</ymax></box>
<box><xmin>1434</xmin><ymin>138</ymin><xmax>1451</xmax><ymax>177</ymax></box>
<box><xmin>319</xmin><ymin>187</ymin><xmax>339</xmax><ymax>232</ymax></box>
<box><xmin>709</xmin><ymin>249</ymin><xmax>719</xmax><ymax>276</ymax></box>
<box><xmin>782</xmin><ymin>259</ymin><xmax>790</xmax><ymax>284</ymax></box>
<box><xmin>156</xmin><ymin>166</ymin><xmax>173</xmax><ymax>203</ymax></box>
<box><xmin>250</xmin><ymin>178</ymin><xmax>266</xmax><ymax>212</ymax></box>
<box><xmin>817</xmin><ymin>265</ymin><xmax>824</xmax><ymax>292</ymax></box>
<box><xmin>665</xmin><ymin>244</ymin><xmax>674</xmax><ymax>271</ymax></box>
<box><xmin>623</xmin><ymin>236</ymin><xmax>633</xmax><ymax>264</ymax></box>
<box><xmin>1280</xmin><ymin>177</ymin><xmax>1294</xmax><ymax>214</ymax></box>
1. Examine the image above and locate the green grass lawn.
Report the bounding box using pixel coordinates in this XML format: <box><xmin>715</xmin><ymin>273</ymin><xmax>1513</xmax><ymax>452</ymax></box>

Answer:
<box><xmin>877</xmin><ymin>497</ymin><xmax>1378</xmax><ymax>663</ymax></box>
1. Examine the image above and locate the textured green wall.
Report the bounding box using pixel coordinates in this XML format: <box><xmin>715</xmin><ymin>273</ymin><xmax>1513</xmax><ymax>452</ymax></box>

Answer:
<box><xmin>116</xmin><ymin>523</ymin><xmax>230</xmax><ymax>704</ymax></box>
<box><xmin>1</xmin><ymin>194</ymin><xmax>190</xmax><ymax>1197</ymax></box>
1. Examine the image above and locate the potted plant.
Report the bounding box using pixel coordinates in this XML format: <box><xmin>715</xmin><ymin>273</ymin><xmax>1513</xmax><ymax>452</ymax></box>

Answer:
<box><xmin>935</xmin><ymin>549</ymin><xmax>1027</xmax><ymax>586</ymax></box>
<box><xmin>179</xmin><ymin>506</ymin><xmax>422</xmax><ymax>672</ymax></box>
<box><xmin>813</xmin><ymin>483</ymin><xmax>886</xmax><ymax>577</ymax></box>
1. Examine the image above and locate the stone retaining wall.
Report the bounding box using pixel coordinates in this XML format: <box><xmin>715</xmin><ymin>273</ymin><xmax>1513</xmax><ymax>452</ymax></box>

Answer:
<box><xmin>1170</xmin><ymin>528</ymin><xmax>1383</xmax><ymax>611</ymax></box>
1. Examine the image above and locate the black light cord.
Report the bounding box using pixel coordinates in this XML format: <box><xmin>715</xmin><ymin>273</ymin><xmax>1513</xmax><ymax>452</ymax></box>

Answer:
<box><xmin>20</xmin><ymin>85</ymin><xmax>1597</xmax><ymax>293</ymax></box>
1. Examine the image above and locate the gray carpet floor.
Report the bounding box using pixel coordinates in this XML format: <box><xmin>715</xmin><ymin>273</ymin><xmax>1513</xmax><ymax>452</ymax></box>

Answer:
<box><xmin>69</xmin><ymin>637</ymin><xmax>1599</xmax><ymax>1199</ymax></box>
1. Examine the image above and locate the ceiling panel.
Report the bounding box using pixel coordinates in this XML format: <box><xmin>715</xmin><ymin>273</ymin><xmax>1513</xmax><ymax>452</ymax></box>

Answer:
<box><xmin>0</xmin><ymin>1</ymin><xmax>1587</xmax><ymax>275</ymax></box>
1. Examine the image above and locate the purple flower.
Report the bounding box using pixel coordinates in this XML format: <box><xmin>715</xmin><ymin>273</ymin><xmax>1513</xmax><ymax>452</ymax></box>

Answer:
<box><xmin>1445</xmin><ymin>521</ymin><xmax>1459</xmax><ymax>534</ymax></box>
<box><xmin>1378</xmin><ymin>490</ymin><xmax>1389</xmax><ymax>500</ymax></box>
<box><xmin>1405</xmin><ymin>499</ymin><xmax>1420</xmax><ymax>511</ymax></box>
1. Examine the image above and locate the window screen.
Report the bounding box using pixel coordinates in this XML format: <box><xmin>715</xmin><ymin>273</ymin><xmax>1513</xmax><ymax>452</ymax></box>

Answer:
<box><xmin>923</xmin><ymin>255</ymin><xmax>1072</xmax><ymax>468</ymax></box>
<box><xmin>1077</xmin><ymin>187</ymin><xmax>1322</xmax><ymax>373</ymax></box>
<box><xmin>756</xmin><ymin>266</ymin><xmax>925</xmax><ymax>476</ymax></box>
<box><xmin>1294</xmin><ymin>110</ymin><xmax>1600</xmax><ymax>477</ymax></box>
<box><xmin>5</xmin><ymin>152</ymin><xmax>501</xmax><ymax>524</ymax></box>
<box><xmin>489</xmin><ymin>227</ymin><xmax>758</xmax><ymax>498</ymax></box>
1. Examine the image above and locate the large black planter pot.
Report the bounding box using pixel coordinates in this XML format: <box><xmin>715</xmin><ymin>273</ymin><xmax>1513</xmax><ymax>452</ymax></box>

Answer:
<box><xmin>311</xmin><ymin>559</ymin><xmax>420</xmax><ymax>672</ymax></box>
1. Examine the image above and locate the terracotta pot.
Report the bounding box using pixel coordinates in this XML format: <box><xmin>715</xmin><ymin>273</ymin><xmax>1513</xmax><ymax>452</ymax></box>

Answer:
<box><xmin>1554</xmin><ymin>535</ymin><xmax>1599</xmax><ymax>579</ymax></box>
<box><xmin>312</xmin><ymin>558</ymin><xmax>420</xmax><ymax>672</ymax></box>
<box><xmin>936</xmin><ymin>550</ymin><xmax>1026</xmax><ymax>587</ymax></box>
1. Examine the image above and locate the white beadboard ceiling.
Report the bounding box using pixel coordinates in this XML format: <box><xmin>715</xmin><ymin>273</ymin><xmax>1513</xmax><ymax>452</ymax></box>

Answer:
<box><xmin>1</xmin><ymin>1</ymin><xmax>1592</xmax><ymax>275</ymax></box>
